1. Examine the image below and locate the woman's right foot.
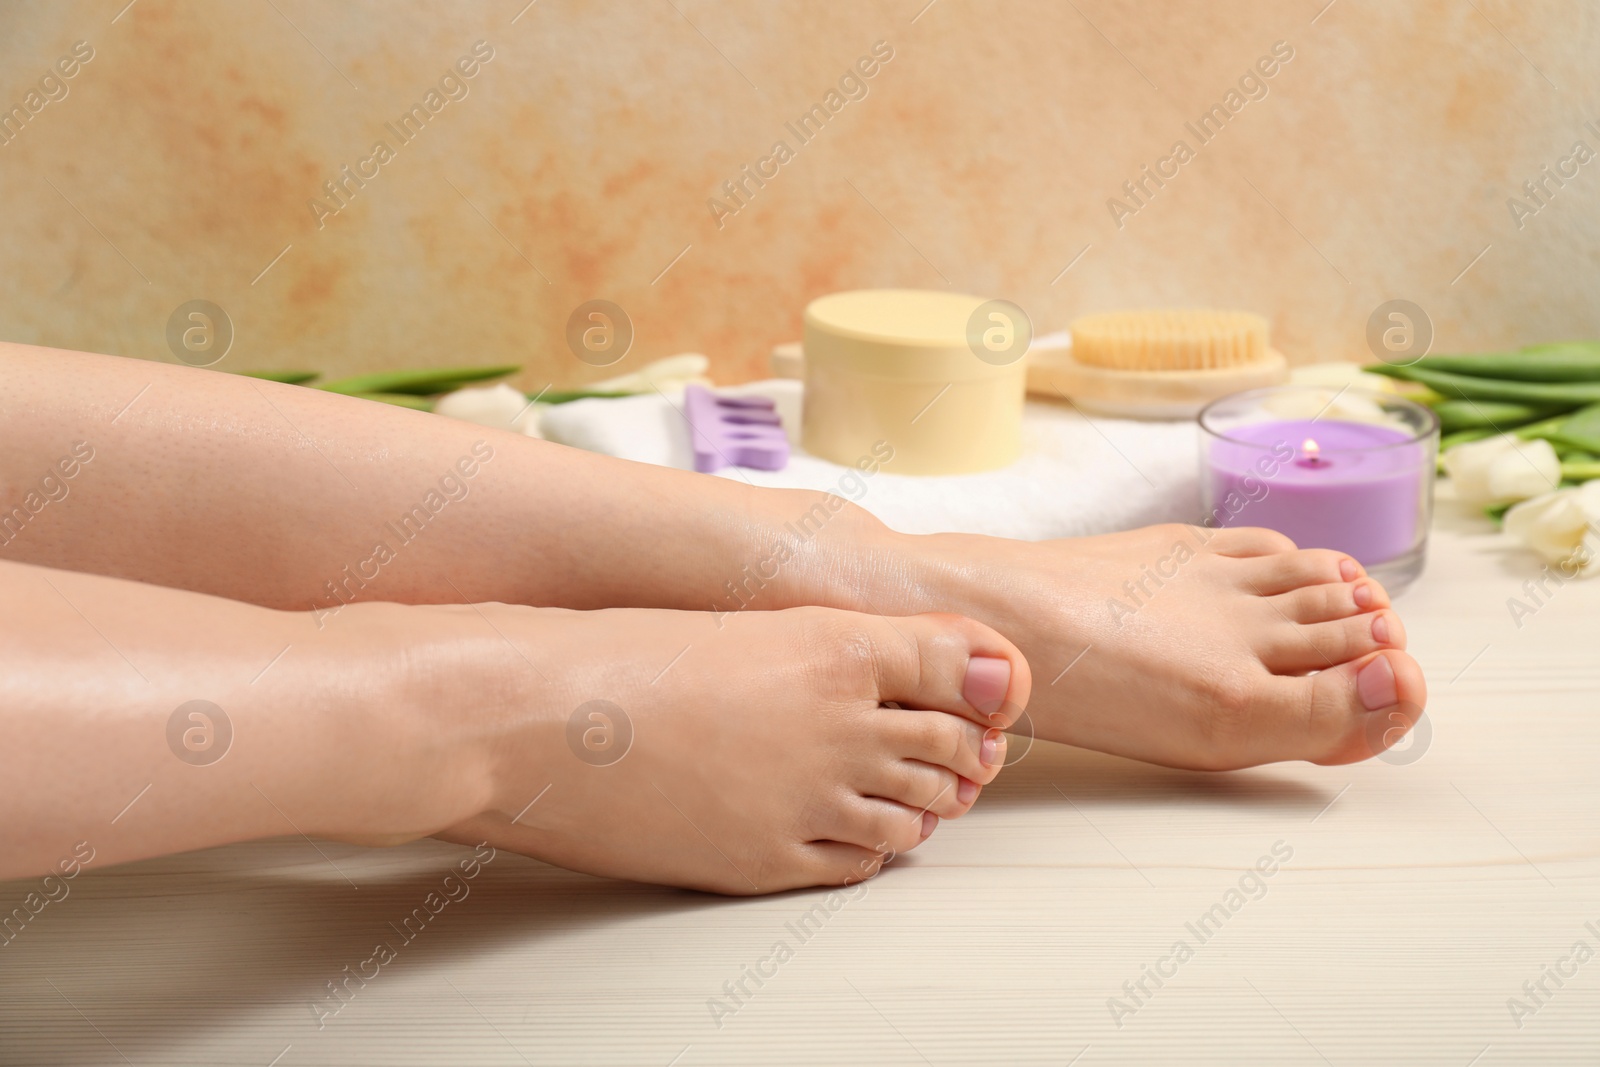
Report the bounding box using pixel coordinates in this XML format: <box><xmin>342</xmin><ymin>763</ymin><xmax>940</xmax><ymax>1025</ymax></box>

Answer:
<box><xmin>908</xmin><ymin>524</ymin><xmax>1433</xmax><ymax>767</ymax></box>
<box><xmin>432</xmin><ymin>604</ymin><xmax>1030</xmax><ymax>895</ymax></box>
<box><xmin>853</xmin><ymin>522</ymin><xmax>1429</xmax><ymax>771</ymax></box>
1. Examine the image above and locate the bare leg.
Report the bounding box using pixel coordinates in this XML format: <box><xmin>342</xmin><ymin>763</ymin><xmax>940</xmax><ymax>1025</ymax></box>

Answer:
<box><xmin>0</xmin><ymin>555</ymin><xmax>1029</xmax><ymax>892</ymax></box>
<box><xmin>0</xmin><ymin>340</ymin><xmax>867</xmax><ymax>614</ymax></box>
<box><xmin>1</xmin><ymin>342</ymin><xmax>1425</xmax><ymax>770</ymax></box>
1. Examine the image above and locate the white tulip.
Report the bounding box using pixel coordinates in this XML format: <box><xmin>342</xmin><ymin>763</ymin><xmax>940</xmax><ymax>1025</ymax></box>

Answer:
<box><xmin>433</xmin><ymin>383</ymin><xmax>543</xmax><ymax>438</ymax></box>
<box><xmin>1263</xmin><ymin>387</ymin><xmax>1399</xmax><ymax>426</ymax></box>
<box><xmin>1441</xmin><ymin>434</ymin><xmax>1561</xmax><ymax>507</ymax></box>
<box><xmin>1287</xmin><ymin>360</ymin><xmax>1400</xmax><ymax>394</ymax></box>
<box><xmin>1265</xmin><ymin>368</ymin><xmax>1409</xmax><ymax>429</ymax></box>
<box><xmin>1503</xmin><ymin>481</ymin><xmax>1600</xmax><ymax>576</ymax></box>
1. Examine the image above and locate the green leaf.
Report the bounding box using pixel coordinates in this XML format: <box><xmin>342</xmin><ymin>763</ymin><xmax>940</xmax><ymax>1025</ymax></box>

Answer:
<box><xmin>535</xmin><ymin>389</ymin><xmax>637</xmax><ymax>405</ymax></box>
<box><xmin>1515</xmin><ymin>402</ymin><xmax>1600</xmax><ymax>454</ymax></box>
<box><xmin>1384</xmin><ymin>341</ymin><xmax>1600</xmax><ymax>382</ymax></box>
<box><xmin>1367</xmin><ymin>364</ymin><xmax>1600</xmax><ymax>404</ymax></box>
<box><xmin>1552</xmin><ymin>403</ymin><xmax>1600</xmax><ymax>452</ymax></box>
<box><xmin>237</xmin><ymin>369</ymin><xmax>320</xmax><ymax>384</ymax></box>
<box><xmin>1430</xmin><ymin>398</ymin><xmax>1572</xmax><ymax>433</ymax></box>
<box><xmin>318</xmin><ymin>364</ymin><xmax>521</xmax><ymax>396</ymax></box>
<box><xmin>347</xmin><ymin>392</ymin><xmax>435</xmax><ymax>411</ymax></box>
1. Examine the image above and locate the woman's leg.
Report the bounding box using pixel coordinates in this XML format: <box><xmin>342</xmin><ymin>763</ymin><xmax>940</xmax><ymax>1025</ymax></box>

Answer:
<box><xmin>0</xmin><ymin>341</ymin><xmax>1425</xmax><ymax>771</ymax></box>
<box><xmin>0</xmin><ymin>340</ymin><xmax>869</xmax><ymax>614</ymax></box>
<box><xmin>0</xmin><ymin>554</ymin><xmax>1029</xmax><ymax>892</ymax></box>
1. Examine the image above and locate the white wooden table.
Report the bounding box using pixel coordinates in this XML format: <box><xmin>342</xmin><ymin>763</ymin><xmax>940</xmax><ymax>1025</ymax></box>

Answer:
<box><xmin>4</xmin><ymin>498</ymin><xmax>1598</xmax><ymax>1066</ymax></box>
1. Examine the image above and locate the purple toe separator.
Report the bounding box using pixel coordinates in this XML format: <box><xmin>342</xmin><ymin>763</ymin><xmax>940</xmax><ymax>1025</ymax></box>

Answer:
<box><xmin>683</xmin><ymin>384</ymin><xmax>790</xmax><ymax>474</ymax></box>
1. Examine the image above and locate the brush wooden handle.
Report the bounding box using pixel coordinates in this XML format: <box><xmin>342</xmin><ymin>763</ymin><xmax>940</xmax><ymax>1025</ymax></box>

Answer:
<box><xmin>1027</xmin><ymin>347</ymin><xmax>1288</xmax><ymax>419</ymax></box>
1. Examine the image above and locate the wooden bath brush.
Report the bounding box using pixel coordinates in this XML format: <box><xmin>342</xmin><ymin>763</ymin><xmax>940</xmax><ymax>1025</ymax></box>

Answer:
<box><xmin>1026</xmin><ymin>309</ymin><xmax>1288</xmax><ymax>419</ymax></box>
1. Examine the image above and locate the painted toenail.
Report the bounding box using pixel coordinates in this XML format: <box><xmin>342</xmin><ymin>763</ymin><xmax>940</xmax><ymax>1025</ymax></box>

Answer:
<box><xmin>980</xmin><ymin>729</ymin><xmax>1006</xmax><ymax>766</ymax></box>
<box><xmin>921</xmin><ymin>812</ymin><xmax>938</xmax><ymax>839</ymax></box>
<box><xmin>1353</xmin><ymin>583</ymin><xmax>1374</xmax><ymax>609</ymax></box>
<box><xmin>1357</xmin><ymin>656</ymin><xmax>1398</xmax><ymax>711</ymax></box>
<box><xmin>1371</xmin><ymin>614</ymin><xmax>1390</xmax><ymax>644</ymax></box>
<box><xmin>1339</xmin><ymin>558</ymin><xmax>1358</xmax><ymax>582</ymax></box>
<box><xmin>964</xmin><ymin>656</ymin><xmax>1011</xmax><ymax>716</ymax></box>
<box><xmin>957</xmin><ymin>778</ymin><xmax>979</xmax><ymax>805</ymax></box>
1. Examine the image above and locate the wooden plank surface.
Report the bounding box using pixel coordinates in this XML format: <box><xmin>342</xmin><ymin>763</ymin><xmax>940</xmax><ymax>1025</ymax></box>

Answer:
<box><xmin>4</xmin><ymin>500</ymin><xmax>1598</xmax><ymax>1065</ymax></box>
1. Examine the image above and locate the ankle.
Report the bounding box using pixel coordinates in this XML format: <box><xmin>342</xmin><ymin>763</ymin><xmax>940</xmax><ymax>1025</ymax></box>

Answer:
<box><xmin>421</xmin><ymin>602</ymin><xmax>565</xmax><ymax>825</ymax></box>
<box><xmin>318</xmin><ymin>601</ymin><xmax>526</xmax><ymax>839</ymax></box>
<box><xmin>868</xmin><ymin>528</ymin><xmax>1011</xmax><ymax>620</ymax></box>
<box><xmin>759</xmin><ymin>492</ymin><xmax>967</xmax><ymax>617</ymax></box>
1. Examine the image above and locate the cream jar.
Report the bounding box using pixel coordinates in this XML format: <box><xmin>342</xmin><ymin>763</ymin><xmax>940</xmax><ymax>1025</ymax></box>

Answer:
<box><xmin>802</xmin><ymin>289</ymin><xmax>1026</xmax><ymax>475</ymax></box>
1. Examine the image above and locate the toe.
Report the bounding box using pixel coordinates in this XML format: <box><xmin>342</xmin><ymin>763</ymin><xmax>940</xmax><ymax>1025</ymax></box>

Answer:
<box><xmin>1206</xmin><ymin>525</ymin><xmax>1298</xmax><ymax>557</ymax></box>
<box><xmin>860</xmin><ymin>757</ymin><xmax>980</xmax><ymax>819</ymax></box>
<box><xmin>825</xmin><ymin>797</ymin><xmax>937</xmax><ymax>856</ymax></box>
<box><xmin>1308</xmin><ymin>649</ymin><xmax>1429</xmax><ymax>765</ymax></box>
<box><xmin>1236</xmin><ymin>548</ymin><xmax>1361</xmax><ymax>597</ymax></box>
<box><xmin>1269</xmin><ymin>577</ymin><xmax>1390</xmax><ymax>623</ymax></box>
<box><xmin>878</xmin><ymin>707</ymin><xmax>1003</xmax><ymax>785</ymax></box>
<box><xmin>1257</xmin><ymin>608</ymin><xmax>1405</xmax><ymax>673</ymax></box>
<box><xmin>849</xmin><ymin>611</ymin><xmax>1033</xmax><ymax>729</ymax></box>
<box><xmin>797</xmin><ymin>841</ymin><xmax>896</xmax><ymax>888</ymax></box>
<box><xmin>1239</xmin><ymin>648</ymin><xmax>1427</xmax><ymax>766</ymax></box>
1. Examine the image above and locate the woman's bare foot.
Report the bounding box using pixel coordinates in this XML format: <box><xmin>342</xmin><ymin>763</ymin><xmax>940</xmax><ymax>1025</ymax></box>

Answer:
<box><xmin>878</xmin><ymin>524</ymin><xmax>1427</xmax><ymax>771</ymax></box>
<box><xmin>435</xmin><ymin>605</ymin><xmax>1030</xmax><ymax>895</ymax></box>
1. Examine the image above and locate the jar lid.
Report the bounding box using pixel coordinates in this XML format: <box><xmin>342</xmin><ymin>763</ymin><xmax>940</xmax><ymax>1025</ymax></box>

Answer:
<box><xmin>804</xmin><ymin>289</ymin><xmax>1013</xmax><ymax>380</ymax></box>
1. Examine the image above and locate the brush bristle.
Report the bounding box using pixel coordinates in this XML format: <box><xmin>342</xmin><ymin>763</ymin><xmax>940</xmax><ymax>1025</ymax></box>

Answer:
<box><xmin>1070</xmin><ymin>309</ymin><xmax>1270</xmax><ymax>371</ymax></box>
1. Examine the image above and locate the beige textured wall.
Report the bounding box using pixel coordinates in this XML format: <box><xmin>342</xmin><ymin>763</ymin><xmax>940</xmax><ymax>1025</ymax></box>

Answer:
<box><xmin>2</xmin><ymin>0</ymin><xmax>1597</xmax><ymax>389</ymax></box>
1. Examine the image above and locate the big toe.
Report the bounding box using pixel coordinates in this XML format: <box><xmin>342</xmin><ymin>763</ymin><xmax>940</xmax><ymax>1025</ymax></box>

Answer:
<box><xmin>861</xmin><ymin>612</ymin><xmax>1032</xmax><ymax>808</ymax></box>
<box><xmin>1271</xmin><ymin>648</ymin><xmax>1429</xmax><ymax>765</ymax></box>
<box><xmin>785</xmin><ymin>608</ymin><xmax>1031</xmax><ymax>863</ymax></box>
<box><xmin>851</xmin><ymin>610</ymin><xmax>1034</xmax><ymax>731</ymax></box>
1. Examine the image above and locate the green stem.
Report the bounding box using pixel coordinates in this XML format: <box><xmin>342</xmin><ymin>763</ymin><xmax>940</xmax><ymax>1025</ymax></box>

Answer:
<box><xmin>1439</xmin><ymin>427</ymin><xmax>1499</xmax><ymax>451</ymax></box>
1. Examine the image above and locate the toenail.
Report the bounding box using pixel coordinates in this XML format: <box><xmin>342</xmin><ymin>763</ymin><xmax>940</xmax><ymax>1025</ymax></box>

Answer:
<box><xmin>1371</xmin><ymin>614</ymin><xmax>1390</xmax><ymax>644</ymax></box>
<box><xmin>963</xmin><ymin>656</ymin><xmax>1012</xmax><ymax>717</ymax></box>
<box><xmin>1353</xmin><ymin>582</ymin><xmax>1374</xmax><ymax>609</ymax></box>
<box><xmin>957</xmin><ymin>777</ymin><xmax>979</xmax><ymax>805</ymax></box>
<box><xmin>1357</xmin><ymin>656</ymin><xmax>1398</xmax><ymax>711</ymax></box>
<box><xmin>920</xmin><ymin>812</ymin><xmax>938</xmax><ymax>839</ymax></box>
<box><xmin>980</xmin><ymin>729</ymin><xmax>1006</xmax><ymax>766</ymax></box>
<box><xmin>1339</xmin><ymin>558</ymin><xmax>1358</xmax><ymax>582</ymax></box>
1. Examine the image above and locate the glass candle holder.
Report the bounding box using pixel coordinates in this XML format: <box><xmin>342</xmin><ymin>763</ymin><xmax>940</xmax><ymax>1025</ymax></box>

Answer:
<box><xmin>1198</xmin><ymin>386</ymin><xmax>1440</xmax><ymax>593</ymax></box>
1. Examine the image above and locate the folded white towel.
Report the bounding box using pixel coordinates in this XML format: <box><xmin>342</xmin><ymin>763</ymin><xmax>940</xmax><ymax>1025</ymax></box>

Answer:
<box><xmin>538</xmin><ymin>380</ymin><xmax>1201</xmax><ymax>539</ymax></box>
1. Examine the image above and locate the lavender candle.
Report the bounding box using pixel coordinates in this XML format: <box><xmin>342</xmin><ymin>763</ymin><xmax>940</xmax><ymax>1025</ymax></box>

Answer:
<box><xmin>1199</xmin><ymin>387</ymin><xmax>1439</xmax><ymax>591</ymax></box>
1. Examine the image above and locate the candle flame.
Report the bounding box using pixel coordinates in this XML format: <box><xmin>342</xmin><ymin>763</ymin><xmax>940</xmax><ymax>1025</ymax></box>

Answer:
<box><xmin>1302</xmin><ymin>438</ymin><xmax>1321</xmax><ymax>460</ymax></box>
